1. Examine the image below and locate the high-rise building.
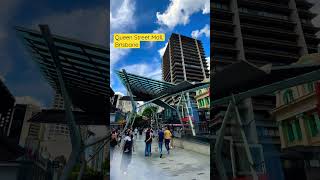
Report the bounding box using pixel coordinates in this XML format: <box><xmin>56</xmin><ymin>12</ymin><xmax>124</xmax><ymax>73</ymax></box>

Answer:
<box><xmin>111</xmin><ymin>93</ymin><xmax>122</xmax><ymax>109</ymax></box>
<box><xmin>211</xmin><ymin>0</ymin><xmax>320</xmax><ymax>179</ymax></box>
<box><xmin>46</xmin><ymin>93</ymin><xmax>70</xmax><ymax>139</ymax></box>
<box><xmin>0</xmin><ymin>79</ymin><xmax>15</xmax><ymax>137</ymax></box>
<box><xmin>8</xmin><ymin>103</ymin><xmax>41</xmax><ymax>147</ymax></box>
<box><xmin>53</xmin><ymin>93</ymin><xmax>64</xmax><ymax>109</ymax></box>
<box><xmin>162</xmin><ymin>33</ymin><xmax>209</xmax><ymax>84</ymax></box>
<box><xmin>211</xmin><ymin>0</ymin><xmax>319</xmax><ymax>72</ymax></box>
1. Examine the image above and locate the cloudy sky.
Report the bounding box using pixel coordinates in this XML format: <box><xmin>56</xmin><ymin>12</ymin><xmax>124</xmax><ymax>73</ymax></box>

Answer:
<box><xmin>1</xmin><ymin>0</ymin><xmax>319</xmax><ymax>107</ymax></box>
<box><xmin>110</xmin><ymin>0</ymin><xmax>210</xmax><ymax>95</ymax></box>
<box><xmin>0</xmin><ymin>0</ymin><xmax>107</xmax><ymax>107</ymax></box>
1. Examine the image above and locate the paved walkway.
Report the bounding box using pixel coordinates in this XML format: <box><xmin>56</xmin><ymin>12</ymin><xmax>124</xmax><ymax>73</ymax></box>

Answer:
<box><xmin>110</xmin><ymin>135</ymin><xmax>210</xmax><ymax>180</ymax></box>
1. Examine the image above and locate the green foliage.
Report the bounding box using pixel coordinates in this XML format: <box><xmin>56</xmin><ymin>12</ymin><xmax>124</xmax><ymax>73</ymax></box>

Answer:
<box><xmin>133</xmin><ymin>115</ymin><xmax>148</xmax><ymax>128</ymax></box>
<box><xmin>142</xmin><ymin>106</ymin><xmax>157</xmax><ymax>118</ymax></box>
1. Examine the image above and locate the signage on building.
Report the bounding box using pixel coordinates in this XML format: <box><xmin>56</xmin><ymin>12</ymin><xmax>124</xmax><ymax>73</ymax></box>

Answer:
<box><xmin>181</xmin><ymin>116</ymin><xmax>194</xmax><ymax>122</ymax></box>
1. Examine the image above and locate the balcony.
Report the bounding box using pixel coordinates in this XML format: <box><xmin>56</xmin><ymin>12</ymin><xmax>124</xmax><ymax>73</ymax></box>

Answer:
<box><xmin>245</xmin><ymin>47</ymin><xmax>299</xmax><ymax>63</ymax></box>
<box><xmin>212</xmin><ymin>31</ymin><xmax>235</xmax><ymax>40</ymax></box>
<box><xmin>238</xmin><ymin>0</ymin><xmax>290</xmax><ymax>13</ymax></box>
<box><xmin>213</xmin><ymin>43</ymin><xmax>238</xmax><ymax>53</ymax></box>
<box><xmin>239</xmin><ymin>12</ymin><xmax>295</xmax><ymax>30</ymax></box>
<box><xmin>211</xmin><ymin>19</ymin><xmax>234</xmax><ymax>31</ymax></box>
<box><xmin>211</xmin><ymin>8</ymin><xmax>233</xmax><ymax>21</ymax></box>
<box><xmin>213</xmin><ymin>58</ymin><xmax>237</xmax><ymax>65</ymax></box>
<box><xmin>243</xmin><ymin>35</ymin><xmax>300</xmax><ymax>50</ymax></box>
<box><xmin>242</xmin><ymin>26</ymin><xmax>297</xmax><ymax>43</ymax></box>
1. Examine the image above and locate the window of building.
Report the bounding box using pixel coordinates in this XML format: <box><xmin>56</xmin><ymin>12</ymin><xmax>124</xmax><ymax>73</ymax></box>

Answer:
<box><xmin>239</xmin><ymin>7</ymin><xmax>288</xmax><ymax>20</ymax></box>
<box><xmin>212</xmin><ymin>2</ymin><xmax>228</xmax><ymax>10</ymax></box>
<box><xmin>201</xmin><ymin>99</ymin><xmax>205</xmax><ymax>107</ymax></box>
<box><xmin>283</xmin><ymin>119</ymin><xmax>302</xmax><ymax>142</ymax></box>
<box><xmin>283</xmin><ymin>89</ymin><xmax>294</xmax><ymax>104</ymax></box>
<box><xmin>205</xmin><ymin>97</ymin><xmax>210</xmax><ymax>106</ymax></box>
<box><xmin>293</xmin><ymin>119</ymin><xmax>302</xmax><ymax>140</ymax></box>
<box><xmin>305</xmin><ymin>113</ymin><xmax>320</xmax><ymax>137</ymax></box>
<box><xmin>305</xmin><ymin>82</ymin><xmax>315</xmax><ymax>94</ymax></box>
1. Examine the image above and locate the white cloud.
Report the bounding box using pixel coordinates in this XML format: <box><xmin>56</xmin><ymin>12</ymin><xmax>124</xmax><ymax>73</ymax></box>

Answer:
<box><xmin>110</xmin><ymin>44</ymin><xmax>131</xmax><ymax>67</ymax></box>
<box><xmin>158</xmin><ymin>42</ymin><xmax>168</xmax><ymax>57</ymax></box>
<box><xmin>191</xmin><ymin>24</ymin><xmax>210</xmax><ymax>39</ymax></box>
<box><xmin>205</xmin><ymin>57</ymin><xmax>210</xmax><ymax>71</ymax></box>
<box><xmin>15</xmin><ymin>96</ymin><xmax>43</xmax><ymax>107</ymax></box>
<box><xmin>156</xmin><ymin>0</ymin><xmax>209</xmax><ymax>30</ymax></box>
<box><xmin>110</xmin><ymin>0</ymin><xmax>136</xmax><ymax>68</ymax></box>
<box><xmin>120</xmin><ymin>60</ymin><xmax>162</xmax><ymax>80</ymax></box>
<box><xmin>110</xmin><ymin>0</ymin><xmax>135</xmax><ymax>32</ymax></box>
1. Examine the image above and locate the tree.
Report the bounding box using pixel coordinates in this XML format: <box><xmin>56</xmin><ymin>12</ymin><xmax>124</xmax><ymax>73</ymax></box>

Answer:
<box><xmin>142</xmin><ymin>106</ymin><xmax>157</xmax><ymax>118</ymax></box>
<box><xmin>133</xmin><ymin>115</ymin><xmax>149</xmax><ymax>128</ymax></box>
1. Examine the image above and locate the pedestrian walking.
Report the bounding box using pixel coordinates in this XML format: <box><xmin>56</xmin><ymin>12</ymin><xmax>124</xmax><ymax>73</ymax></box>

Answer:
<box><xmin>110</xmin><ymin>129</ymin><xmax>118</xmax><ymax>160</ymax></box>
<box><xmin>170</xmin><ymin>127</ymin><xmax>174</xmax><ymax>149</ymax></box>
<box><xmin>150</xmin><ymin>128</ymin><xmax>154</xmax><ymax>155</ymax></box>
<box><xmin>121</xmin><ymin>131</ymin><xmax>133</xmax><ymax>174</ymax></box>
<box><xmin>158</xmin><ymin>128</ymin><xmax>164</xmax><ymax>158</ymax></box>
<box><xmin>145</xmin><ymin>128</ymin><xmax>152</xmax><ymax>156</ymax></box>
<box><xmin>130</xmin><ymin>129</ymin><xmax>135</xmax><ymax>152</ymax></box>
<box><xmin>134</xmin><ymin>127</ymin><xmax>138</xmax><ymax>139</ymax></box>
<box><xmin>139</xmin><ymin>127</ymin><xmax>143</xmax><ymax>139</ymax></box>
<box><xmin>164</xmin><ymin>126</ymin><xmax>172</xmax><ymax>155</ymax></box>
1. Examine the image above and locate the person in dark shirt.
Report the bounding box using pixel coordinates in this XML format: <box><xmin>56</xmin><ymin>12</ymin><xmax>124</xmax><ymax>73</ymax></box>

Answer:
<box><xmin>158</xmin><ymin>128</ymin><xmax>164</xmax><ymax>158</ymax></box>
<box><xmin>110</xmin><ymin>129</ymin><xmax>118</xmax><ymax>160</ymax></box>
<box><xmin>145</xmin><ymin>128</ymin><xmax>152</xmax><ymax>156</ymax></box>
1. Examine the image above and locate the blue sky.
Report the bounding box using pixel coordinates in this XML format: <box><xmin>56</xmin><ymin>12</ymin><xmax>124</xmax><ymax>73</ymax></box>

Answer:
<box><xmin>110</xmin><ymin>0</ymin><xmax>210</xmax><ymax>95</ymax></box>
<box><xmin>0</xmin><ymin>0</ymin><xmax>107</xmax><ymax>107</ymax></box>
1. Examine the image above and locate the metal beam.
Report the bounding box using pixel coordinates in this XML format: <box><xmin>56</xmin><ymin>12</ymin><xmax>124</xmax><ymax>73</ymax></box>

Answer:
<box><xmin>214</xmin><ymin>101</ymin><xmax>233</xmax><ymax>180</ymax></box>
<box><xmin>212</xmin><ymin>69</ymin><xmax>320</xmax><ymax>106</ymax></box>
<box><xmin>121</xmin><ymin>69</ymin><xmax>137</xmax><ymax>133</ymax></box>
<box><xmin>39</xmin><ymin>24</ymin><xmax>82</xmax><ymax>180</ymax></box>
<box><xmin>139</xmin><ymin>83</ymin><xmax>209</xmax><ymax>108</ymax></box>
<box><xmin>232</xmin><ymin>96</ymin><xmax>258</xmax><ymax>180</ymax></box>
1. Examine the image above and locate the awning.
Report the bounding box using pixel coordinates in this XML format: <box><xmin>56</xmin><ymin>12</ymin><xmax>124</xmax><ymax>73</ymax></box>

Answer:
<box><xmin>16</xmin><ymin>26</ymin><xmax>111</xmax><ymax>123</ymax></box>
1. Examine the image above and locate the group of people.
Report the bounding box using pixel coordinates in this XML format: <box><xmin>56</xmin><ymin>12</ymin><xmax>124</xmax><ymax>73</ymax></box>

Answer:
<box><xmin>110</xmin><ymin>127</ymin><xmax>136</xmax><ymax>174</ymax></box>
<box><xmin>110</xmin><ymin>126</ymin><xmax>175</xmax><ymax>175</ymax></box>
<box><xmin>145</xmin><ymin>126</ymin><xmax>173</xmax><ymax>158</ymax></box>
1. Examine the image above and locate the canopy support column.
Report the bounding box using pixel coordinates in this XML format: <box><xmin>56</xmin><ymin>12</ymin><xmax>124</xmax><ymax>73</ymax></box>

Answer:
<box><xmin>176</xmin><ymin>93</ymin><xmax>186</xmax><ymax>135</ymax></box>
<box><xmin>182</xmin><ymin>94</ymin><xmax>196</xmax><ymax>136</ymax></box>
<box><xmin>214</xmin><ymin>94</ymin><xmax>258</xmax><ymax>180</ymax></box>
<box><xmin>122</xmin><ymin>69</ymin><xmax>137</xmax><ymax>133</ymax></box>
<box><xmin>39</xmin><ymin>24</ymin><xmax>82</xmax><ymax>180</ymax></box>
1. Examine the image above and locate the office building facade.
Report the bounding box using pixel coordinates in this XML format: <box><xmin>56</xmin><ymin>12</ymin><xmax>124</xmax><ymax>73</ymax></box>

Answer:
<box><xmin>211</xmin><ymin>0</ymin><xmax>320</xmax><ymax>179</ymax></box>
<box><xmin>46</xmin><ymin>93</ymin><xmax>70</xmax><ymax>139</ymax></box>
<box><xmin>0</xmin><ymin>79</ymin><xmax>15</xmax><ymax>136</ymax></box>
<box><xmin>162</xmin><ymin>33</ymin><xmax>209</xmax><ymax>84</ymax></box>
<box><xmin>8</xmin><ymin>103</ymin><xmax>41</xmax><ymax>147</ymax></box>
<box><xmin>272</xmin><ymin>55</ymin><xmax>320</xmax><ymax>180</ymax></box>
<box><xmin>211</xmin><ymin>0</ymin><xmax>320</xmax><ymax>72</ymax></box>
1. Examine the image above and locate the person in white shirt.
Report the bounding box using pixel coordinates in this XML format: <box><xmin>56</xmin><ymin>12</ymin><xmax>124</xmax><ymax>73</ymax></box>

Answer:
<box><xmin>134</xmin><ymin>127</ymin><xmax>138</xmax><ymax>139</ymax></box>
